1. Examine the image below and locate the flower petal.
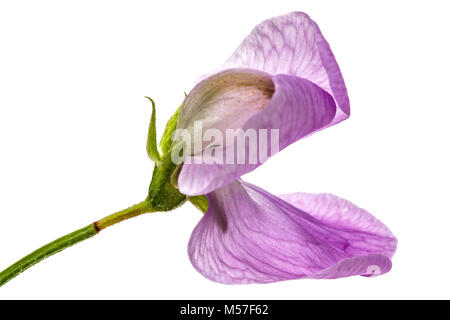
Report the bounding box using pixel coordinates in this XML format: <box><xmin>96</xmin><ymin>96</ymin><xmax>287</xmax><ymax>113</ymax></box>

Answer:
<box><xmin>176</xmin><ymin>69</ymin><xmax>275</xmax><ymax>154</ymax></box>
<box><xmin>223</xmin><ymin>11</ymin><xmax>349</xmax><ymax>124</ymax></box>
<box><xmin>278</xmin><ymin>192</ymin><xmax>397</xmax><ymax>258</ymax></box>
<box><xmin>178</xmin><ymin>73</ymin><xmax>336</xmax><ymax>195</ymax></box>
<box><xmin>177</xmin><ymin>12</ymin><xmax>349</xmax><ymax>196</ymax></box>
<box><xmin>188</xmin><ymin>180</ymin><xmax>396</xmax><ymax>284</ymax></box>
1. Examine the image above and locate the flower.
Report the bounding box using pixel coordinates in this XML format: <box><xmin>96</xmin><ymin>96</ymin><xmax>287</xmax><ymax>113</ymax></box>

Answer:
<box><xmin>0</xmin><ymin>11</ymin><xmax>398</xmax><ymax>290</ymax></box>
<box><xmin>174</xmin><ymin>12</ymin><xmax>397</xmax><ymax>284</ymax></box>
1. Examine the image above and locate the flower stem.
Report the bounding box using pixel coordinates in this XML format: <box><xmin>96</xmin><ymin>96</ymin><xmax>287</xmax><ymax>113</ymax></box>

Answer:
<box><xmin>0</xmin><ymin>200</ymin><xmax>154</xmax><ymax>288</ymax></box>
<box><xmin>95</xmin><ymin>201</ymin><xmax>155</xmax><ymax>231</ymax></box>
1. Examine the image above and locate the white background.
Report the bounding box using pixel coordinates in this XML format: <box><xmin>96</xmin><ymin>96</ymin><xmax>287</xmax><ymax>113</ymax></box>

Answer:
<box><xmin>0</xmin><ymin>0</ymin><xmax>449</xmax><ymax>299</ymax></box>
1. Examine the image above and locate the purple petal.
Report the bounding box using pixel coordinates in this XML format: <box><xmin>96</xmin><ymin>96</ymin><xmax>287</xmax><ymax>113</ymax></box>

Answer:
<box><xmin>178</xmin><ymin>73</ymin><xmax>336</xmax><ymax>195</ymax></box>
<box><xmin>278</xmin><ymin>192</ymin><xmax>397</xmax><ymax>258</ymax></box>
<box><xmin>178</xmin><ymin>12</ymin><xmax>348</xmax><ymax>196</ymax></box>
<box><xmin>188</xmin><ymin>180</ymin><xmax>396</xmax><ymax>284</ymax></box>
<box><xmin>223</xmin><ymin>11</ymin><xmax>349</xmax><ymax>124</ymax></box>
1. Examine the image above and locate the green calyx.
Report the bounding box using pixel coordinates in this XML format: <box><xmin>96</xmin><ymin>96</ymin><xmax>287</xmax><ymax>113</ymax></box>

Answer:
<box><xmin>145</xmin><ymin>96</ymin><xmax>208</xmax><ymax>213</ymax></box>
<box><xmin>147</xmin><ymin>154</ymin><xmax>186</xmax><ymax>211</ymax></box>
<box><xmin>145</xmin><ymin>96</ymin><xmax>185</xmax><ymax>211</ymax></box>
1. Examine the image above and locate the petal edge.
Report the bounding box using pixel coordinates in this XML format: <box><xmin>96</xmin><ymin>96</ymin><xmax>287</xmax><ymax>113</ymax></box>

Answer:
<box><xmin>188</xmin><ymin>180</ymin><xmax>396</xmax><ymax>284</ymax></box>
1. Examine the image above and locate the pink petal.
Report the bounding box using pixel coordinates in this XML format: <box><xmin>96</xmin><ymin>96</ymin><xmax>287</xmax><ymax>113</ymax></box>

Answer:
<box><xmin>278</xmin><ymin>192</ymin><xmax>397</xmax><ymax>258</ymax></box>
<box><xmin>188</xmin><ymin>180</ymin><xmax>396</xmax><ymax>284</ymax></box>
<box><xmin>224</xmin><ymin>11</ymin><xmax>349</xmax><ymax>124</ymax></box>
<box><xmin>178</xmin><ymin>73</ymin><xmax>336</xmax><ymax>195</ymax></box>
<box><xmin>178</xmin><ymin>12</ymin><xmax>348</xmax><ymax>196</ymax></box>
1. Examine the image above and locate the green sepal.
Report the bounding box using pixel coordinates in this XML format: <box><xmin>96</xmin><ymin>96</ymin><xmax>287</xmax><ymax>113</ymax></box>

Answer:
<box><xmin>145</xmin><ymin>96</ymin><xmax>162</xmax><ymax>164</ymax></box>
<box><xmin>147</xmin><ymin>150</ymin><xmax>186</xmax><ymax>211</ymax></box>
<box><xmin>159</xmin><ymin>99</ymin><xmax>183</xmax><ymax>155</ymax></box>
<box><xmin>188</xmin><ymin>196</ymin><xmax>209</xmax><ymax>214</ymax></box>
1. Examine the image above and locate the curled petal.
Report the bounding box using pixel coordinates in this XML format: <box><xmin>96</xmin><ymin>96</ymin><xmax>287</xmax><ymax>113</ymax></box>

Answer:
<box><xmin>177</xmin><ymin>12</ymin><xmax>348</xmax><ymax>196</ymax></box>
<box><xmin>178</xmin><ymin>73</ymin><xmax>336</xmax><ymax>195</ymax></box>
<box><xmin>188</xmin><ymin>180</ymin><xmax>396</xmax><ymax>284</ymax></box>
<box><xmin>224</xmin><ymin>11</ymin><xmax>349</xmax><ymax>124</ymax></box>
<box><xmin>177</xmin><ymin>69</ymin><xmax>275</xmax><ymax>153</ymax></box>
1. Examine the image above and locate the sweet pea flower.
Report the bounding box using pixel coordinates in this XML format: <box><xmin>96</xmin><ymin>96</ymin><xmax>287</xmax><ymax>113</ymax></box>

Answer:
<box><xmin>0</xmin><ymin>11</ymin><xmax>397</xmax><ymax>288</ymax></box>
<box><xmin>175</xmin><ymin>12</ymin><xmax>397</xmax><ymax>283</ymax></box>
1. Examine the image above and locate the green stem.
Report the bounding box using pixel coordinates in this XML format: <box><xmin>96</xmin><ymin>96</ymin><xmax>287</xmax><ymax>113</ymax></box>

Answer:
<box><xmin>0</xmin><ymin>224</ymin><xmax>97</xmax><ymax>287</ymax></box>
<box><xmin>0</xmin><ymin>200</ymin><xmax>154</xmax><ymax>288</ymax></box>
<box><xmin>95</xmin><ymin>201</ymin><xmax>154</xmax><ymax>231</ymax></box>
